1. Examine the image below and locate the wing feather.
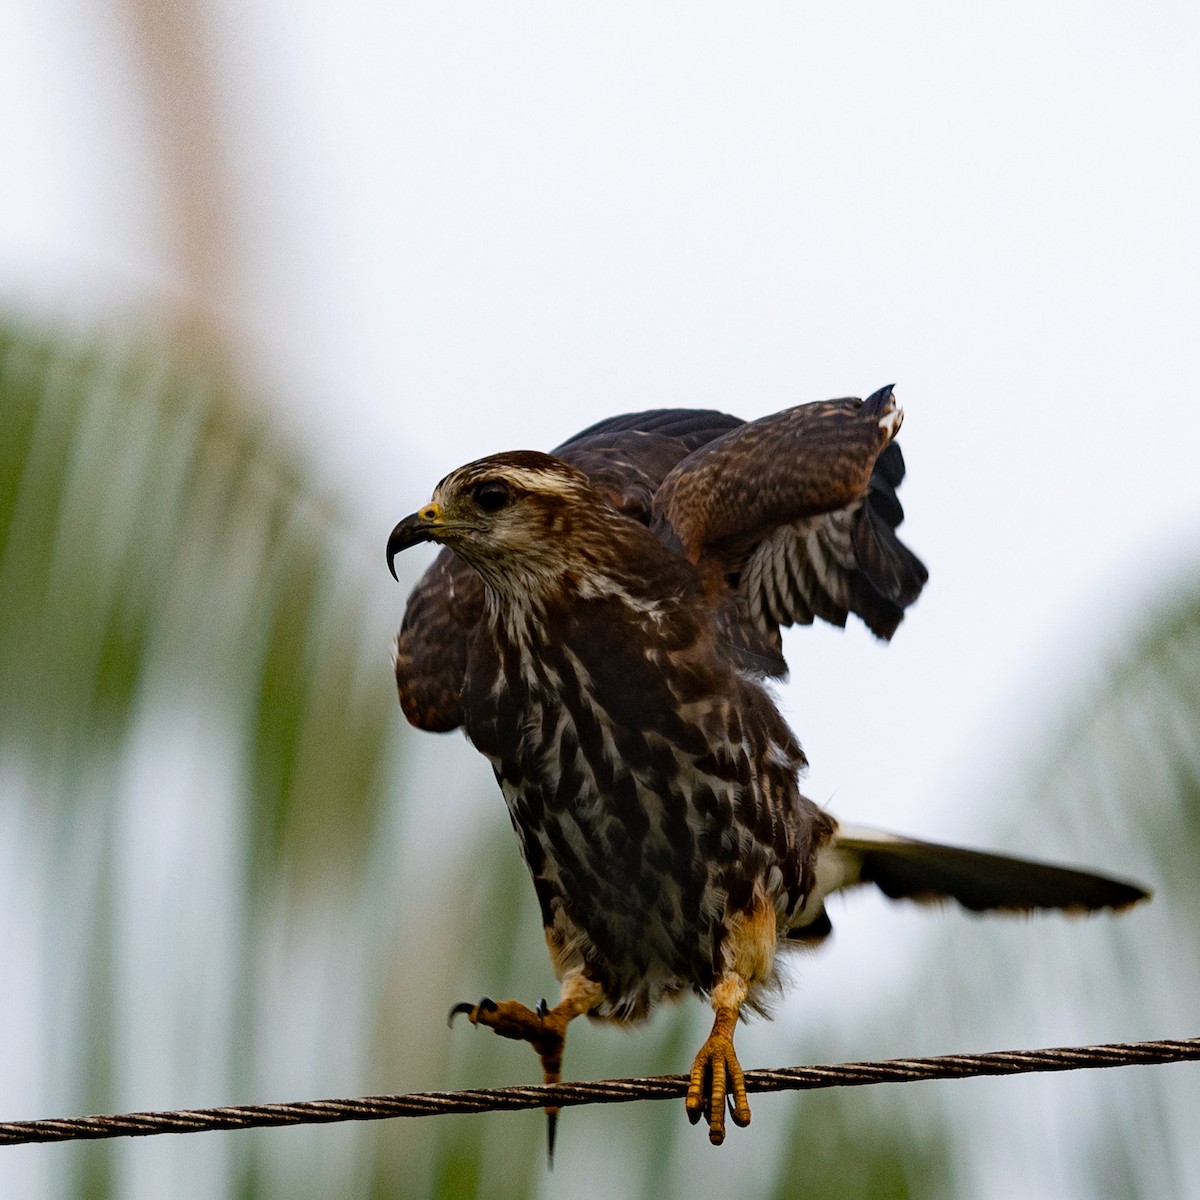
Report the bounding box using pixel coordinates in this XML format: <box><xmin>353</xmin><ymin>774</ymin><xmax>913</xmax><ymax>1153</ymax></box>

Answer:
<box><xmin>392</xmin><ymin>547</ymin><xmax>483</xmax><ymax>732</ymax></box>
<box><xmin>650</xmin><ymin>393</ymin><xmax>897</xmax><ymax>560</ymax></box>
<box><xmin>651</xmin><ymin>387</ymin><xmax>927</xmax><ymax>643</ymax></box>
<box><xmin>558</xmin><ymin>408</ymin><xmax>743</xmax><ymax>449</ymax></box>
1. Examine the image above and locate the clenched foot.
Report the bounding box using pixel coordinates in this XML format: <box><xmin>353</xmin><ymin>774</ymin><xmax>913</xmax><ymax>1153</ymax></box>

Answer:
<box><xmin>685</xmin><ymin>1008</ymin><xmax>752</xmax><ymax>1145</ymax></box>
<box><xmin>448</xmin><ymin>996</ymin><xmax>570</xmax><ymax>1077</ymax></box>
<box><xmin>449</xmin><ymin>996</ymin><xmax>575</xmax><ymax>1162</ymax></box>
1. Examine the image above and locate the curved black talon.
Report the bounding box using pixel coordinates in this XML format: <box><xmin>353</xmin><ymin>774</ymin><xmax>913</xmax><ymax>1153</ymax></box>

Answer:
<box><xmin>536</xmin><ymin>998</ymin><xmax>550</xmax><ymax>1019</ymax></box>
<box><xmin>447</xmin><ymin>997</ymin><xmax>497</xmax><ymax>1028</ymax></box>
<box><xmin>447</xmin><ymin>1002</ymin><xmax>474</xmax><ymax>1027</ymax></box>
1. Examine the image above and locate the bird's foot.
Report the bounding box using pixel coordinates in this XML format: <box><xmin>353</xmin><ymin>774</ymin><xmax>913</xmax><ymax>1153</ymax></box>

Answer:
<box><xmin>448</xmin><ymin>996</ymin><xmax>570</xmax><ymax>1068</ymax></box>
<box><xmin>685</xmin><ymin>1007</ymin><xmax>751</xmax><ymax>1145</ymax></box>
<box><xmin>449</xmin><ymin>995</ymin><xmax>574</xmax><ymax>1163</ymax></box>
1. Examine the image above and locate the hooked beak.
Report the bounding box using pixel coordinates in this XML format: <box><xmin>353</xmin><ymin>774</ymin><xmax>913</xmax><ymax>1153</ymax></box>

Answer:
<box><xmin>386</xmin><ymin>503</ymin><xmax>442</xmax><ymax>580</ymax></box>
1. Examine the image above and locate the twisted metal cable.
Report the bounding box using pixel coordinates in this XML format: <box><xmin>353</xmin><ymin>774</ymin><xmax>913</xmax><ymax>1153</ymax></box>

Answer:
<box><xmin>2</xmin><ymin>1036</ymin><xmax>1196</xmax><ymax>1147</ymax></box>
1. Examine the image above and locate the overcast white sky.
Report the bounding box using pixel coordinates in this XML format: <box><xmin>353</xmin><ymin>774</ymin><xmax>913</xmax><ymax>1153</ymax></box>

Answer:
<box><xmin>2</xmin><ymin>2</ymin><xmax>1199</xmax><ymax>1193</ymax></box>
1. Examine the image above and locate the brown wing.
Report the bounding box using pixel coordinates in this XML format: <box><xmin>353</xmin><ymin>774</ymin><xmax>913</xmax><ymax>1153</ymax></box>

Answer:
<box><xmin>393</xmin><ymin>409</ymin><xmax>744</xmax><ymax>732</ymax></box>
<box><xmin>553</xmin><ymin>408</ymin><xmax>744</xmax><ymax>521</ymax></box>
<box><xmin>651</xmin><ymin>386</ymin><xmax>927</xmax><ymax>644</ymax></box>
<box><xmin>393</xmin><ymin>546</ymin><xmax>484</xmax><ymax>732</ymax></box>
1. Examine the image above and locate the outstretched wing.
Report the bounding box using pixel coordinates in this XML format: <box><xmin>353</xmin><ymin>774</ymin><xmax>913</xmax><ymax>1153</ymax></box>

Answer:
<box><xmin>393</xmin><ymin>409</ymin><xmax>744</xmax><ymax>732</ymax></box>
<box><xmin>651</xmin><ymin>386</ymin><xmax>927</xmax><ymax>644</ymax></box>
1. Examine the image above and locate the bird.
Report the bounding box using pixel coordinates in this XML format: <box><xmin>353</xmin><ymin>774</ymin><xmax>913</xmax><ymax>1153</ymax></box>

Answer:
<box><xmin>386</xmin><ymin>385</ymin><xmax>1149</xmax><ymax>1152</ymax></box>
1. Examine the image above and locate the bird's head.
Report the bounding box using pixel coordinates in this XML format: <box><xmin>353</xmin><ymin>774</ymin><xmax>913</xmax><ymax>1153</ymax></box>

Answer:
<box><xmin>387</xmin><ymin>451</ymin><xmax>602</xmax><ymax>595</ymax></box>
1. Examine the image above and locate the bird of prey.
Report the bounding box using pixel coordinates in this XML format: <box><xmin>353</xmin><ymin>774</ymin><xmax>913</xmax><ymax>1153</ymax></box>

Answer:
<box><xmin>386</xmin><ymin>386</ymin><xmax>1149</xmax><ymax>1150</ymax></box>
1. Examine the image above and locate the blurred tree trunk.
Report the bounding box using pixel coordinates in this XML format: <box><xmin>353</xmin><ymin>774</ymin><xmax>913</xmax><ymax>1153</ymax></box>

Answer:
<box><xmin>118</xmin><ymin>0</ymin><xmax>238</xmax><ymax>326</ymax></box>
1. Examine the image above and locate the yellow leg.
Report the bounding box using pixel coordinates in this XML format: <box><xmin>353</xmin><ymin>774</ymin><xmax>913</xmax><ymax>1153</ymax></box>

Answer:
<box><xmin>685</xmin><ymin>973</ymin><xmax>752</xmax><ymax>1145</ymax></box>
<box><xmin>686</xmin><ymin>900</ymin><xmax>777</xmax><ymax>1144</ymax></box>
<box><xmin>450</xmin><ymin>973</ymin><xmax>603</xmax><ymax>1161</ymax></box>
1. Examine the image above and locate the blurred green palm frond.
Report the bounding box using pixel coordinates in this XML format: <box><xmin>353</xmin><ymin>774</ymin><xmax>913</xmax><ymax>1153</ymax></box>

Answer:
<box><xmin>1022</xmin><ymin>580</ymin><xmax>1200</xmax><ymax>1200</ymax></box>
<box><xmin>902</xmin><ymin>573</ymin><xmax>1200</xmax><ymax>1199</ymax></box>
<box><xmin>0</xmin><ymin>315</ymin><xmax>410</xmax><ymax>1199</ymax></box>
<box><xmin>0</xmin><ymin>315</ymin><xmax>395</xmax><ymax>887</ymax></box>
<box><xmin>1049</xmin><ymin>587</ymin><xmax>1200</xmax><ymax>907</ymax></box>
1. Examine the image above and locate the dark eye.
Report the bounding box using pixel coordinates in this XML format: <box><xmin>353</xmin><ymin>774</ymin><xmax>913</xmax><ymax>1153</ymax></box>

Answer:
<box><xmin>472</xmin><ymin>479</ymin><xmax>509</xmax><ymax>513</ymax></box>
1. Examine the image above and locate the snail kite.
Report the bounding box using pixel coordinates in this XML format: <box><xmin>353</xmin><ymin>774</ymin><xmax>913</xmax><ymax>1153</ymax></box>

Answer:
<box><xmin>387</xmin><ymin>385</ymin><xmax>1149</xmax><ymax>1149</ymax></box>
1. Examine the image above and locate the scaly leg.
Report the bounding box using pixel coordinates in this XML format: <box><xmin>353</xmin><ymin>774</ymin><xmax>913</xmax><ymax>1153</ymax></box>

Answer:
<box><xmin>685</xmin><ymin>973</ymin><xmax>752</xmax><ymax>1145</ymax></box>
<box><xmin>686</xmin><ymin>899</ymin><xmax>777</xmax><ymax>1144</ymax></box>
<box><xmin>449</xmin><ymin>972</ymin><xmax>603</xmax><ymax>1160</ymax></box>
